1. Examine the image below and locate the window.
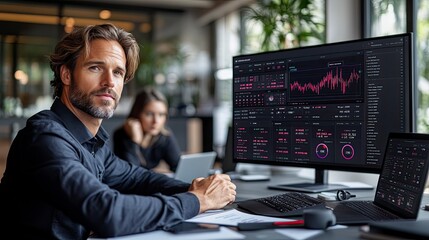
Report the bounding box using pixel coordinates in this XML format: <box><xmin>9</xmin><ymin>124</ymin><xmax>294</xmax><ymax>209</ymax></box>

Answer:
<box><xmin>243</xmin><ymin>0</ymin><xmax>326</xmax><ymax>54</ymax></box>
<box><xmin>416</xmin><ymin>1</ymin><xmax>429</xmax><ymax>133</ymax></box>
<box><xmin>368</xmin><ymin>0</ymin><xmax>429</xmax><ymax>134</ymax></box>
<box><xmin>369</xmin><ymin>0</ymin><xmax>406</xmax><ymax>36</ymax></box>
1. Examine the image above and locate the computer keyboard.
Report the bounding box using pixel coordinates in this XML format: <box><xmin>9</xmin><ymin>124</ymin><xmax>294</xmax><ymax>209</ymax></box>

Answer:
<box><xmin>237</xmin><ymin>192</ymin><xmax>326</xmax><ymax>217</ymax></box>
<box><xmin>340</xmin><ymin>201</ymin><xmax>401</xmax><ymax>221</ymax></box>
<box><xmin>257</xmin><ymin>192</ymin><xmax>324</xmax><ymax>212</ymax></box>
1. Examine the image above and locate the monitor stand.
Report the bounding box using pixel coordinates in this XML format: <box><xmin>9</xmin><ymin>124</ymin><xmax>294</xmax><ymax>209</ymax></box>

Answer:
<box><xmin>267</xmin><ymin>169</ymin><xmax>374</xmax><ymax>193</ymax></box>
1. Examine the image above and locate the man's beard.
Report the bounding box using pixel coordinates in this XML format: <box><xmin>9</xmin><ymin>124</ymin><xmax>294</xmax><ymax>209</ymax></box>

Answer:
<box><xmin>69</xmin><ymin>79</ymin><xmax>118</xmax><ymax>119</ymax></box>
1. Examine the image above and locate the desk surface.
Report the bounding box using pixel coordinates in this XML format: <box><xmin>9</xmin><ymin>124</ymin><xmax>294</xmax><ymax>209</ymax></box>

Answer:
<box><xmin>231</xmin><ymin>173</ymin><xmax>429</xmax><ymax>240</ymax></box>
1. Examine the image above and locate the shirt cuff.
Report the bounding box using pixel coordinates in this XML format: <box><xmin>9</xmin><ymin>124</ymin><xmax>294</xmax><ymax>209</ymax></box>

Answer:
<box><xmin>177</xmin><ymin>192</ymin><xmax>200</xmax><ymax>219</ymax></box>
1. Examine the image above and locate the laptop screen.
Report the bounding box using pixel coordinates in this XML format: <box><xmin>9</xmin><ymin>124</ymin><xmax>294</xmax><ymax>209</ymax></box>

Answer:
<box><xmin>174</xmin><ymin>152</ymin><xmax>216</xmax><ymax>183</ymax></box>
<box><xmin>374</xmin><ymin>133</ymin><xmax>429</xmax><ymax>218</ymax></box>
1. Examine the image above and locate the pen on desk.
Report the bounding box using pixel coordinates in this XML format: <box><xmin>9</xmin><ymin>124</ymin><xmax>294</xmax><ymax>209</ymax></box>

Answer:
<box><xmin>273</xmin><ymin>219</ymin><xmax>304</xmax><ymax>226</ymax></box>
<box><xmin>237</xmin><ymin>220</ymin><xmax>305</xmax><ymax>231</ymax></box>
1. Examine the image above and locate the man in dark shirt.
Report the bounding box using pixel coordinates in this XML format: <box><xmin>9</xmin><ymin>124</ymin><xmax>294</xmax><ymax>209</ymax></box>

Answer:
<box><xmin>0</xmin><ymin>23</ymin><xmax>236</xmax><ymax>239</ymax></box>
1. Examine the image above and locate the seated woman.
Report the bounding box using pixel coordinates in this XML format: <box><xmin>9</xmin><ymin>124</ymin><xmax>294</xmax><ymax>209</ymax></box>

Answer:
<box><xmin>113</xmin><ymin>88</ymin><xmax>181</xmax><ymax>172</ymax></box>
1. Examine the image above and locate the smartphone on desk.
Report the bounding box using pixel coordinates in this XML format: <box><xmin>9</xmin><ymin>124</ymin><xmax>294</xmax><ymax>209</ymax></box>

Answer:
<box><xmin>166</xmin><ymin>222</ymin><xmax>220</xmax><ymax>234</ymax></box>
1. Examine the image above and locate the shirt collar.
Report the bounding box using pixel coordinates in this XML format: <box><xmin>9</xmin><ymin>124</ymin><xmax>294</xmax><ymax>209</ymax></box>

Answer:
<box><xmin>50</xmin><ymin>98</ymin><xmax>109</xmax><ymax>144</ymax></box>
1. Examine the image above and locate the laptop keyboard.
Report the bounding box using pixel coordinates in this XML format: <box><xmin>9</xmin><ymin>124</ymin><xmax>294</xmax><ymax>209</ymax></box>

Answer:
<box><xmin>255</xmin><ymin>192</ymin><xmax>324</xmax><ymax>213</ymax></box>
<box><xmin>341</xmin><ymin>201</ymin><xmax>401</xmax><ymax>221</ymax></box>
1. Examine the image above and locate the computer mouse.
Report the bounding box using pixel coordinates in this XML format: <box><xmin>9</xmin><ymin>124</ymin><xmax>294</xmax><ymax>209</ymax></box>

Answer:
<box><xmin>237</xmin><ymin>208</ymin><xmax>337</xmax><ymax>231</ymax></box>
<box><xmin>303</xmin><ymin>208</ymin><xmax>336</xmax><ymax>229</ymax></box>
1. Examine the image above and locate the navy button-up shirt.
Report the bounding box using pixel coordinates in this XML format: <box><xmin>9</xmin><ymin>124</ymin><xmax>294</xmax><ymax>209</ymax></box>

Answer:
<box><xmin>0</xmin><ymin>99</ymin><xmax>200</xmax><ymax>239</ymax></box>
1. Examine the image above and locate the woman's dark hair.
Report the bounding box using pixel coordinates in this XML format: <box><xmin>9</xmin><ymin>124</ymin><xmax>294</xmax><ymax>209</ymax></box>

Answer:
<box><xmin>128</xmin><ymin>88</ymin><xmax>170</xmax><ymax>135</ymax></box>
<box><xmin>49</xmin><ymin>23</ymin><xmax>140</xmax><ymax>98</ymax></box>
<box><xmin>128</xmin><ymin>88</ymin><xmax>168</xmax><ymax>119</ymax></box>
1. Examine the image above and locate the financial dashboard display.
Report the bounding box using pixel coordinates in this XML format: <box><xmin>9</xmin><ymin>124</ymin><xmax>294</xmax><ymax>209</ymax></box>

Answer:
<box><xmin>232</xmin><ymin>34</ymin><xmax>413</xmax><ymax>173</ymax></box>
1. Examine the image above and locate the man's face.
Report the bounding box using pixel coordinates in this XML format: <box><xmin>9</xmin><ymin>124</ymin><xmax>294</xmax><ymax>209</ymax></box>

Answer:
<box><xmin>68</xmin><ymin>39</ymin><xmax>126</xmax><ymax>119</ymax></box>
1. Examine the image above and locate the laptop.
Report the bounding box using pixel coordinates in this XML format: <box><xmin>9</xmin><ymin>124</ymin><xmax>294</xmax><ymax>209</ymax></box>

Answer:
<box><xmin>333</xmin><ymin>132</ymin><xmax>429</xmax><ymax>225</ymax></box>
<box><xmin>174</xmin><ymin>151</ymin><xmax>217</xmax><ymax>183</ymax></box>
<box><xmin>364</xmin><ymin>219</ymin><xmax>429</xmax><ymax>239</ymax></box>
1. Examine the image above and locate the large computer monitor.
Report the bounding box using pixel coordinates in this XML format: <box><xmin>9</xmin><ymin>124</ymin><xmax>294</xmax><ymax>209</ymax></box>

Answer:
<box><xmin>232</xmin><ymin>33</ymin><xmax>414</xmax><ymax>193</ymax></box>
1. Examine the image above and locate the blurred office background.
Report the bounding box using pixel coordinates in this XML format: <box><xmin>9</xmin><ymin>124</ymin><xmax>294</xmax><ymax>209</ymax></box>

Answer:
<box><xmin>1</xmin><ymin>0</ymin><xmax>429</xmax><ymax>186</ymax></box>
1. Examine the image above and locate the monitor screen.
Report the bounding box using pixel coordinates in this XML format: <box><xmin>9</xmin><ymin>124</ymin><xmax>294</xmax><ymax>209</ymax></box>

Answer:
<box><xmin>232</xmin><ymin>33</ymin><xmax>414</xmax><ymax>192</ymax></box>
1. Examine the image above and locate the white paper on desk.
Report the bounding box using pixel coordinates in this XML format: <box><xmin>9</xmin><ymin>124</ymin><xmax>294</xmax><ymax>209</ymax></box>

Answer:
<box><xmin>275</xmin><ymin>225</ymin><xmax>347</xmax><ymax>240</ymax></box>
<box><xmin>89</xmin><ymin>227</ymin><xmax>244</xmax><ymax>240</ymax></box>
<box><xmin>186</xmin><ymin>209</ymin><xmax>293</xmax><ymax>226</ymax></box>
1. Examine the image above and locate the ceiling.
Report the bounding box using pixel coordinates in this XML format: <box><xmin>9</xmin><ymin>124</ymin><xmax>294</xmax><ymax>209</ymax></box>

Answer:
<box><xmin>7</xmin><ymin>0</ymin><xmax>255</xmax><ymax>26</ymax></box>
<box><xmin>27</xmin><ymin>0</ymin><xmax>255</xmax><ymax>13</ymax></box>
<box><xmin>70</xmin><ymin>0</ymin><xmax>255</xmax><ymax>25</ymax></box>
<box><xmin>80</xmin><ymin>0</ymin><xmax>220</xmax><ymax>10</ymax></box>
<box><xmin>0</xmin><ymin>0</ymin><xmax>254</xmax><ymax>38</ymax></box>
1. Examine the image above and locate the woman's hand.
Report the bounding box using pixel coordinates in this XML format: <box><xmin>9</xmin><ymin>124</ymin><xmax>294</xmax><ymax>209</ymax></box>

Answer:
<box><xmin>124</xmin><ymin>118</ymin><xmax>143</xmax><ymax>144</ymax></box>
